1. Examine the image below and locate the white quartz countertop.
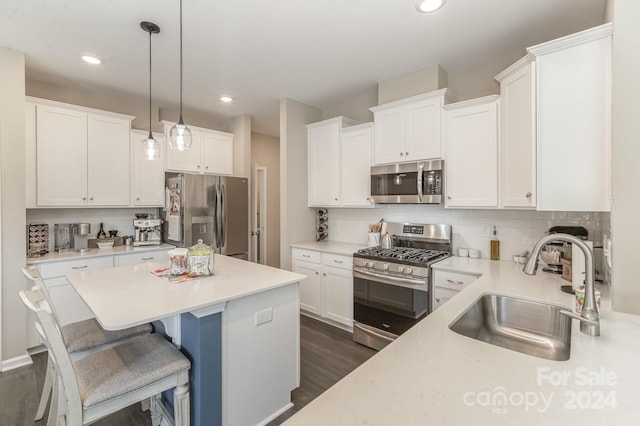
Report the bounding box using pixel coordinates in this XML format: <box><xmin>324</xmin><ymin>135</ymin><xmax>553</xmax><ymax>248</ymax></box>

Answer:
<box><xmin>26</xmin><ymin>243</ymin><xmax>176</xmax><ymax>264</ymax></box>
<box><xmin>284</xmin><ymin>257</ymin><xmax>640</xmax><ymax>425</ymax></box>
<box><xmin>67</xmin><ymin>255</ymin><xmax>307</xmax><ymax>330</ymax></box>
<box><xmin>290</xmin><ymin>241</ymin><xmax>367</xmax><ymax>256</ymax></box>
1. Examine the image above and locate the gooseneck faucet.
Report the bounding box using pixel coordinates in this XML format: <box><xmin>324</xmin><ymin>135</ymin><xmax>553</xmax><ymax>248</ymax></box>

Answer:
<box><xmin>523</xmin><ymin>233</ymin><xmax>600</xmax><ymax>336</ymax></box>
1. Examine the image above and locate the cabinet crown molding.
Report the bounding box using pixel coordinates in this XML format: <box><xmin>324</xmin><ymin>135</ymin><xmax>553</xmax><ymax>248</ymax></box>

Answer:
<box><xmin>306</xmin><ymin>116</ymin><xmax>357</xmax><ymax>130</ymax></box>
<box><xmin>443</xmin><ymin>95</ymin><xmax>500</xmax><ymax>111</ymax></box>
<box><xmin>527</xmin><ymin>22</ymin><xmax>612</xmax><ymax>57</ymax></box>
<box><xmin>369</xmin><ymin>88</ymin><xmax>458</xmax><ymax>112</ymax></box>
<box><xmin>26</xmin><ymin>96</ymin><xmax>135</xmax><ymax>121</ymax></box>
<box><xmin>494</xmin><ymin>54</ymin><xmax>534</xmax><ymax>82</ymax></box>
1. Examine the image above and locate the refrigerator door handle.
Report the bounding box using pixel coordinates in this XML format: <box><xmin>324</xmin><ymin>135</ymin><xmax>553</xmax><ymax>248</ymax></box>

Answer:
<box><xmin>220</xmin><ymin>183</ymin><xmax>226</xmax><ymax>249</ymax></box>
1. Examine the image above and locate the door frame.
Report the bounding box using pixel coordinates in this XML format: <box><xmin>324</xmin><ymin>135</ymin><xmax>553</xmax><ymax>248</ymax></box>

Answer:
<box><xmin>252</xmin><ymin>164</ymin><xmax>267</xmax><ymax>264</ymax></box>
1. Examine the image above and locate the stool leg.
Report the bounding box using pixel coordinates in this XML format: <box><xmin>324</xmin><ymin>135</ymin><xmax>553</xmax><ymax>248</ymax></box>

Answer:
<box><xmin>35</xmin><ymin>355</ymin><xmax>53</xmax><ymax>421</ymax></box>
<box><xmin>150</xmin><ymin>395</ymin><xmax>161</xmax><ymax>426</ymax></box>
<box><xmin>173</xmin><ymin>383</ymin><xmax>190</xmax><ymax>426</ymax></box>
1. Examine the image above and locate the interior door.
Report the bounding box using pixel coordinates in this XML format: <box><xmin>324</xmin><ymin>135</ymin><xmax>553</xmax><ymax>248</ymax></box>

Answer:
<box><xmin>252</xmin><ymin>164</ymin><xmax>267</xmax><ymax>264</ymax></box>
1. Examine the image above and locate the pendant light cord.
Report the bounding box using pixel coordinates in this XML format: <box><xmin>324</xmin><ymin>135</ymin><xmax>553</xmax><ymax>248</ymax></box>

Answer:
<box><xmin>148</xmin><ymin>28</ymin><xmax>153</xmax><ymax>137</ymax></box>
<box><xmin>179</xmin><ymin>0</ymin><xmax>184</xmax><ymax>120</ymax></box>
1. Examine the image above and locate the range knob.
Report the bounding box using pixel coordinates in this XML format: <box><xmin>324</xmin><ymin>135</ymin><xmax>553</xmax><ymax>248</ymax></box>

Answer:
<box><xmin>398</xmin><ymin>265</ymin><xmax>405</xmax><ymax>273</ymax></box>
<box><xmin>405</xmin><ymin>266</ymin><xmax>413</xmax><ymax>275</ymax></box>
<box><xmin>382</xmin><ymin>263</ymin><xmax>390</xmax><ymax>271</ymax></box>
<box><xmin>366</xmin><ymin>260</ymin><xmax>375</xmax><ymax>268</ymax></box>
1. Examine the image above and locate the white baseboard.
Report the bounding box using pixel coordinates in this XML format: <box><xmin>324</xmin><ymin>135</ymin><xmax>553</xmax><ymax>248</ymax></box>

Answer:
<box><xmin>1</xmin><ymin>353</ymin><xmax>33</xmax><ymax>372</ymax></box>
<box><xmin>257</xmin><ymin>402</ymin><xmax>294</xmax><ymax>426</ymax></box>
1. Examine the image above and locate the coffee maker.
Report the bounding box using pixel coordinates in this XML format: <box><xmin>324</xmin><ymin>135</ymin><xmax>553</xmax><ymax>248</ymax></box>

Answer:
<box><xmin>133</xmin><ymin>218</ymin><xmax>162</xmax><ymax>246</ymax></box>
<box><xmin>72</xmin><ymin>223</ymin><xmax>91</xmax><ymax>253</ymax></box>
<box><xmin>55</xmin><ymin>223</ymin><xmax>90</xmax><ymax>252</ymax></box>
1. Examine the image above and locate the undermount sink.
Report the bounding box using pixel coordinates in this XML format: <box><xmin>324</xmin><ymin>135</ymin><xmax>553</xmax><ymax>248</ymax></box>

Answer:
<box><xmin>449</xmin><ymin>293</ymin><xmax>572</xmax><ymax>361</ymax></box>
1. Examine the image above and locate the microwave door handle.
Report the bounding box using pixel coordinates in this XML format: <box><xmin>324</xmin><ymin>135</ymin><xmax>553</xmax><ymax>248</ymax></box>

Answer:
<box><xmin>417</xmin><ymin>162</ymin><xmax>424</xmax><ymax>202</ymax></box>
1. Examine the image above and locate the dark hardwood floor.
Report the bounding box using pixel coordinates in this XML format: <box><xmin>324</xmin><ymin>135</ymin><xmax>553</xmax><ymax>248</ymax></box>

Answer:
<box><xmin>0</xmin><ymin>315</ymin><xmax>375</xmax><ymax>425</ymax></box>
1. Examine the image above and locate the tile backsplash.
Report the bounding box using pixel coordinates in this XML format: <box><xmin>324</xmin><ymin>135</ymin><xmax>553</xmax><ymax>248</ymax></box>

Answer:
<box><xmin>27</xmin><ymin>208</ymin><xmax>160</xmax><ymax>252</ymax></box>
<box><xmin>327</xmin><ymin>205</ymin><xmax>608</xmax><ymax>271</ymax></box>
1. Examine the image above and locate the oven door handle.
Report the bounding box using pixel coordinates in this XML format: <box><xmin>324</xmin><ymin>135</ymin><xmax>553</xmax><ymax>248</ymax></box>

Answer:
<box><xmin>353</xmin><ymin>267</ymin><xmax>427</xmax><ymax>287</ymax></box>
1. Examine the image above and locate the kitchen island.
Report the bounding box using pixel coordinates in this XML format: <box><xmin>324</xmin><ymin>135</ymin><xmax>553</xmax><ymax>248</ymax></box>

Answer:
<box><xmin>284</xmin><ymin>257</ymin><xmax>640</xmax><ymax>425</ymax></box>
<box><xmin>67</xmin><ymin>255</ymin><xmax>306</xmax><ymax>426</ymax></box>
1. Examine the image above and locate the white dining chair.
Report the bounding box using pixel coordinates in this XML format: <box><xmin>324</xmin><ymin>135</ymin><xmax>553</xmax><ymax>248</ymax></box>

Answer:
<box><xmin>21</xmin><ymin>265</ymin><xmax>153</xmax><ymax>422</ymax></box>
<box><xmin>20</xmin><ymin>287</ymin><xmax>191</xmax><ymax>426</ymax></box>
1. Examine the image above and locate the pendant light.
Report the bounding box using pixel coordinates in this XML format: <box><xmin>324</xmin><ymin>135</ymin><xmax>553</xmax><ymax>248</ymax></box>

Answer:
<box><xmin>141</xmin><ymin>21</ymin><xmax>160</xmax><ymax>160</ymax></box>
<box><xmin>169</xmin><ymin>0</ymin><xmax>192</xmax><ymax>151</ymax></box>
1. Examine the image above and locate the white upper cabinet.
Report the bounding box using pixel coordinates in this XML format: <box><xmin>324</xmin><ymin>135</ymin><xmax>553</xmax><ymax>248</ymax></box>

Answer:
<box><xmin>163</xmin><ymin>121</ymin><xmax>234</xmax><ymax>175</ymax></box>
<box><xmin>307</xmin><ymin>117</ymin><xmax>373</xmax><ymax>208</ymax></box>
<box><xmin>444</xmin><ymin>96</ymin><xmax>499</xmax><ymax>208</ymax></box>
<box><xmin>370</xmin><ymin>89</ymin><xmax>456</xmax><ymax>165</ymax></box>
<box><xmin>495</xmin><ymin>56</ymin><xmax>537</xmax><ymax>209</ymax></box>
<box><xmin>131</xmin><ymin>129</ymin><xmax>165</xmax><ymax>206</ymax></box>
<box><xmin>340</xmin><ymin>123</ymin><xmax>374</xmax><ymax>206</ymax></box>
<box><xmin>25</xmin><ymin>101</ymin><xmax>37</xmax><ymax>208</ymax></box>
<box><xmin>33</xmin><ymin>99</ymin><xmax>132</xmax><ymax>207</ymax></box>
<box><xmin>528</xmin><ymin>23</ymin><xmax>612</xmax><ymax>212</ymax></box>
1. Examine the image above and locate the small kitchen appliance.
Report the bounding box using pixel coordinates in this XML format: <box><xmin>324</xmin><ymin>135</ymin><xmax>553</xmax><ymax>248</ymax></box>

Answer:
<box><xmin>353</xmin><ymin>222</ymin><xmax>452</xmax><ymax>350</ymax></box>
<box><xmin>133</xmin><ymin>218</ymin><xmax>162</xmax><ymax>246</ymax></box>
<box><xmin>72</xmin><ymin>223</ymin><xmax>91</xmax><ymax>253</ymax></box>
<box><xmin>54</xmin><ymin>223</ymin><xmax>73</xmax><ymax>252</ymax></box>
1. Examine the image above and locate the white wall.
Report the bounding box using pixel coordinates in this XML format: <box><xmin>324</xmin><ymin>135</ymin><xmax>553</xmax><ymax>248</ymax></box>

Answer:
<box><xmin>251</xmin><ymin>133</ymin><xmax>281</xmax><ymax>268</ymax></box>
<box><xmin>279</xmin><ymin>99</ymin><xmax>322</xmax><ymax>270</ymax></box>
<box><xmin>610</xmin><ymin>0</ymin><xmax>640</xmax><ymax>314</ymax></box>
<box><xmin>0</xmin><ymin>48</ymin><xmax>27</xmax><ymax>368</ymax></box>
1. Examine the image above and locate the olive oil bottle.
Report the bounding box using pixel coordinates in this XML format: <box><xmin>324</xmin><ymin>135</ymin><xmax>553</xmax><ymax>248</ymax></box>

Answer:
<box><xmin>490</xmin><ymin>226</ymin><xmax>500</xmax><ymax>260</ymax></box>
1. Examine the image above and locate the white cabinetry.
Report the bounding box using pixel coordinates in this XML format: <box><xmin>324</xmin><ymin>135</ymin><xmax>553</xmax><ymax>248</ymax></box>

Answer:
<box><xmin>25</xmin><ymin>101</ymin><xmax>37</xmax><ymax>208</ymax></box>
<box><xmin>444</xmin><ymin>96</ymin><xmax>499</xmax><ymax>208</ymax></box>
<box><xmin>431</xmin><ymin>270</ymin><xmax>478</xmax><ymax>311</ymax></box>
<box><xmin>370</xmin><ymin>89</ymin><xmax>455</xmax><ymax>165</ymax></box>
<box><xmin>291</xmin><ymin>248</ymin><xmax>353</xmax><ymax>330</ymax></box>
<box><xmin>130</xmin><ymin>129</ymin><xmax>165</xmax><ymax>206</ymax></box>
<box><xmin>496</xmin><ymin>57</ymin><xmax>537</xmax><ymax>209</ymax></box>
<box><xmin>340</xmin><ymin>123</ymin><xmax>374</xmax><ymax>206</ymax></box>
<box><xmin>528</xmin><ymin>23</ymin><xmax>612</xmax><ymax>211</ymax></box>
<box><xmin>163</xmin><ymin>121</ymin><xmax>234</xmax><ymax>175</ymax></box>
<box><xmin>115</xmin><ymin>250</ymin><xmax>170</xmax><ymax>267</ymax></box>
<box><xmin>307</xmin><ymin>117</ymin><xmax>373</xmax><ymax>208</ymax></box>
<box><xmin>37</xmin><ymin>256</ymin><xmax>114</xmax><ymax>326</ymax></box>
<box><xmin>31</xmin><ymin>98</ymin><xmax>133</xmax><ymax>207</ymax></box>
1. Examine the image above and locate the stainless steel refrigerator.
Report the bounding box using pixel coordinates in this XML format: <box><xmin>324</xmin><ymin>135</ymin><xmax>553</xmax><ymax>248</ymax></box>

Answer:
<box><xmin>163</xmin><ymin>172</ymin><xmax>249</xmax><ymax>259</ymax></box>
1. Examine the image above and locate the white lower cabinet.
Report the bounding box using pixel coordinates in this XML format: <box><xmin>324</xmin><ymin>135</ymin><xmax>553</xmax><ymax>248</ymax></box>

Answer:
<box><xmin>37</xmin><ymin>256</ymin><xmax>114</xmax><ymax>326</ymax></box>
<box><xmin>291</xmin><ymin>248</ymin><xmax>353</xmax><ymax>329</ymax></box>
<box><xmin>115</xmin><ymin>250</ymin><xmax>170</xmax><ymax>267</ymax></box>
<box><xmin>431</xmin><ymin>270</ymin><xmax>479</xmax><ymax>311</ymax></box>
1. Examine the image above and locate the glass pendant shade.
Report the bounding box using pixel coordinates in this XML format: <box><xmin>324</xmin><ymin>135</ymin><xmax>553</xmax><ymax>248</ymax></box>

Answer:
<box><xmin>143</xmin><ymin>132</ymin><xmax>160</xmax><ymax>160</ymax></box>
<box><xmin>169</xmin><ymin>117</ymin><xmax>193</xmax><ymax>151</ymax></box>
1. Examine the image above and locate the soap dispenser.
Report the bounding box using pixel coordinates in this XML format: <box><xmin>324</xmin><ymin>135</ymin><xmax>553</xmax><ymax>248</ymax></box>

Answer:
<box><xmin>490</xmin><ymin>226</ymin><xmax>500</xmax><ymax>261</ymax></box>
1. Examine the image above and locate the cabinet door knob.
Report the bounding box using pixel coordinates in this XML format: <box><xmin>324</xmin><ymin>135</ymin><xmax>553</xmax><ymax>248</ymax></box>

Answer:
<box><xmin>525</xmin><ymin>192</ymin><xmax>532</xmax><ymax>199</ymax></box>
<box><xmin>197</xmin><ymin>165</ymin><xmax>201</xmax><ymax>169</ymax></box>
<box><xmin>82</xmin><ymin>197</ymin><xmax>87</xmax><ymax>201</ymax></box>
<box><xmin>405</xmin><ymin>151</ymin><xmax>409</xmax><ymax>155</ymax></box>
<box><xmin>315</xmin><ymin>271</ymin><xmax>319</xmax><ymax>275</ymax></box>
<box><xmin>89</xmin><ymin>197</ymin><xmax>94</xmax><ymax>201</ymax></box>
<box><xmin>400</xmin><ymin>152</ymin><xmax>404</xmax><ymax>156</ymax></box>
<box><xmin>335</xmin><ymin>198</ymin><xmax>338</xmax><ymax>201</ymax></box>
<box><xmin>435</xmin><ymin>297</ymin><xmax>441</xmax><ymax>302</ymax></box>
<box><xmin>206</xmin><ymin>166</ymin><xmax>209</xmax><ymax>170</ymax></box>
<box><xmin>323</xmin><ymin>273</ymin><xmax>326</xmax><ymax>276</ymax></box>
<box><xmin>447</xmin><ymin>196</ymin><xmax>451</xmax><ymax>200</ymax></box>
<box><xmin>136</xmin><ymin>197</ymin><xmax>140</xmax><ymax>201</ymax></box>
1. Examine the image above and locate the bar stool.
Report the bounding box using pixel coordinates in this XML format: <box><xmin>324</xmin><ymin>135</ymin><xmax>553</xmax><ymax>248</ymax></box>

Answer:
<box><xmin>20</xmin><ymin>287</ymin><xmax>191</xmax><ymax>426</ymax></box>
<box><xmin>21</xmin><ymin>266</ymin><xmax>153</xmax><ymax>422</ymax></box>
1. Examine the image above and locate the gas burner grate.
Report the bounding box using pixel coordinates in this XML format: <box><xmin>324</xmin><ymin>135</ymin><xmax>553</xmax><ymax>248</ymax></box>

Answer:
<box><xmin>355</xmin><ymin>247</ymin><xmax>450</xmax><ymax>266</ymax></box>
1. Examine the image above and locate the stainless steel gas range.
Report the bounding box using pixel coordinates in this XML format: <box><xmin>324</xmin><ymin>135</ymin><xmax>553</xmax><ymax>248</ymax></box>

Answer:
<box><xmin>353</xmin><ymin>222</ymin><xmax>452</xmax><ymax>350</ymax></box>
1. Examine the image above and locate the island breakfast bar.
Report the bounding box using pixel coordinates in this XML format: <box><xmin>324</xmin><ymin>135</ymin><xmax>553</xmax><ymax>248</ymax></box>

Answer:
<box><xmin>66</xmin><ymin>255</ymin><xmax>306</xmax><ymax>426</ymax></box>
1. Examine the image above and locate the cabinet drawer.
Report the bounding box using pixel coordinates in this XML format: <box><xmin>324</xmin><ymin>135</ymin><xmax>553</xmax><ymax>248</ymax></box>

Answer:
<box><xmin>322</xmin><ymin>253</ymin><xmax>352</xmax><ymax>271</ymax></box>
<box><xmin>432</xmin><ymin>287</ymin><xmax>461</xmax><ymax>311</ymax></box>
<box><xmin>37</xmin><ymin>256</ymin><xmax>114</xmax><ymax>279</ymax></box>
<box><xmin>292</xmin><ymin>248</ymin><xmax>321</xmax><ymax>264</ymax></box>
<box><xmin>116</xmin><ymin>250</ymin><xmax>170</xmax><ymax>267</ymax></box>
<box><xmin>432</xmin><ymin>270</ymin><xmax>478</xmax><ymax>291</ymax></box>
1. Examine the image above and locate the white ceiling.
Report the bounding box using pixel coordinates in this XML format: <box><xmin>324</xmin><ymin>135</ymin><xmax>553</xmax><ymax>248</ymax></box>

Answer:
<box><xmin>0</xmin><ymin>0</ymin><xmax>606</xmax><ymax>137</ymax></box>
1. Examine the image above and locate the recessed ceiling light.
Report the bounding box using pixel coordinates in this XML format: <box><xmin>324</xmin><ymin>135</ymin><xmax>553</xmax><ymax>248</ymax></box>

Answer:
<box><xmin>416</xmin><ymin>0</ymin><xmax>446</xmax><ymax>13</ymax></box>
<box><xmin>81</xmin><ymin>55</ymin><xmax>102</xmax><ymax>65</ymax></box>
<box><xmin>220</xmin><ymin>96</ymin><xmax>233</xmax><ymax>103</ymax></box>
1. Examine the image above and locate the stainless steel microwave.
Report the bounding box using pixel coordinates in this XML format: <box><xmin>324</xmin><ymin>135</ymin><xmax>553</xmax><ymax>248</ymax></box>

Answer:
<box><xmin>370</xmin><ymin>160</ymin><xmax>443</xmax><ymax>204</ymax></box>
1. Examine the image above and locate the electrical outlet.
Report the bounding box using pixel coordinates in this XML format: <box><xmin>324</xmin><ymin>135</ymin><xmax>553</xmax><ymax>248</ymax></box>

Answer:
<box><xmin>255</xmin><ymin>308</ymin><xmax>273</xmax><ymax>326</ymax></box>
